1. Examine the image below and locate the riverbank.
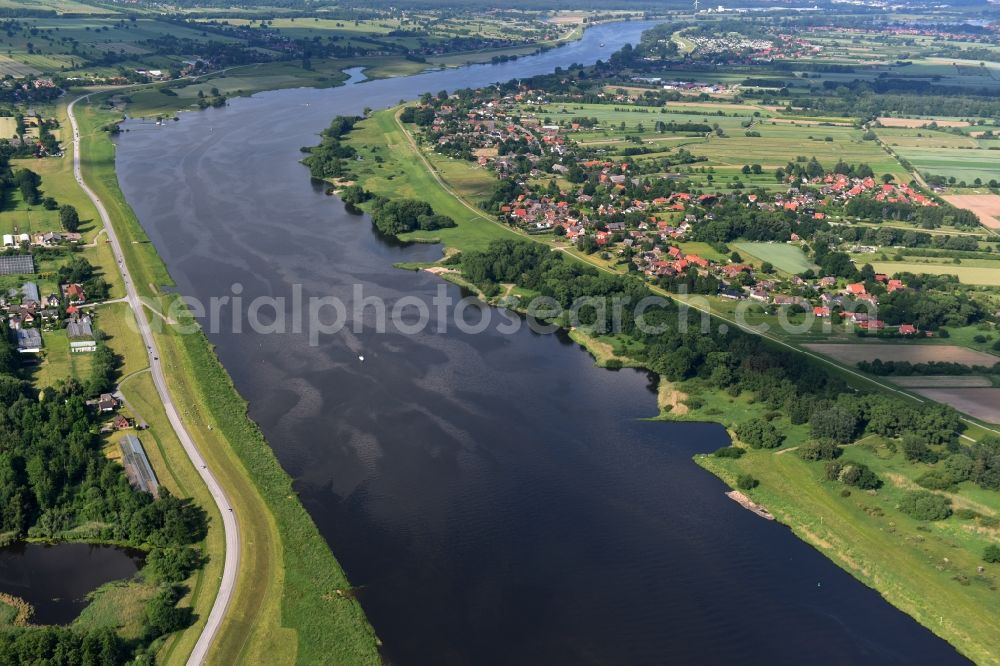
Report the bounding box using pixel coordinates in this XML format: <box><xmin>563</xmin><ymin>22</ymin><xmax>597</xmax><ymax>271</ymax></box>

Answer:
<box><xmin>116</xmin><ymin>17</ymin><xmax>601</xmax><ymax>120</ymax></box>
<box><xmin>334</xmin><ymin>104</ymin><xmax>1000</xmax><ymax>664</ymax></box>
<box><xmin>72</xmin><ymin>94</ymin><xmax>380</xmax><ymax>664</ymax></box>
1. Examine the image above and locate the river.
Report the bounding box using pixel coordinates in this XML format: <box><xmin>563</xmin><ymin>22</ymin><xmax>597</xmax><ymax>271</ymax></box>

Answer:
<box><xmin>113</xmin><ymin>20</ymin><xmax>965</xmax><ymax>664</ymax></box>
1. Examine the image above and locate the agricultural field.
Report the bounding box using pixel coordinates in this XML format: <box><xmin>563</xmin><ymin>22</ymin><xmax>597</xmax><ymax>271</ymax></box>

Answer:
<box><xmin>0</xmin><ymin>0</ymin><xmax>117</xmax><ymax>13</ymax></box>
<box><xmin>894</xmin><ymin>147</ymin><xmax>1000</xmax><ymax>185</ymax></box>
<box><xmin>943</xmin><ymin>194</ymin><xmax>1000</xmax><ymax>230</ymax></box>
<box><xmin>735</xmin><ymin>242</ymin><xmax>818</xmax><ymax>274</ymax></box>
<box><xmin>878</xmin><ymin>117</ymin><xmax>972</xmax><ymax>129</ymax></box>
<box><xmin>888</xmin><ymin>376</ymin><xmax>995</xmax><ymax>388</ymax></box>
<box><xmin>803</xmin><ymin>343</ymin><xmax>999</xmax><ymax>366</ymax></box>
<box><xmin>528</xmin><ymin>101</ymin><xmax>905</xmax><ymax>186</ymax></box>
<box><xmin>873</xmin><ymin>122</ymin><xmax>1000</xmax><ymax>185</ymax></box>
<box><xmin>866</xmin><ymin>261</ymin><xmax>1000</xmax><ymax>287</ymax></box>
<box><xmin>911</xmin><ymin>388</ymin><xmax>1000</xmax><ymax>424</ymax></box>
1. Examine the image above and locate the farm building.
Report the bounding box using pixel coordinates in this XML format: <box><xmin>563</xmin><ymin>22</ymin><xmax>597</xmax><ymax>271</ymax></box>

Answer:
<box><xmin>15</xmin><ymin>328</ymin><xmax>41</xmax><ymax>353</ymax></box>
<box><xmin>67</xmin><ymin>316</ymin><xmax>96</xmax><ymax>353</ymax></box>
<box><xmin>0</xmin><ymin>255</ymin><xmax>34</xmax><ymax>276</ymax></box>
<box><xmin>3</xmin><ymin>233</ymin><xmax>29</xmax><ymax>247</ymax></box>
<box><xmin>22</xmin><ymin>282</ymin><xmax>40</xmax><ymax>305</ymax></box>
<box><xmin>120</xmin><ymin>435</ymin><xmax>160</xmax><ymax>497</ymax></box>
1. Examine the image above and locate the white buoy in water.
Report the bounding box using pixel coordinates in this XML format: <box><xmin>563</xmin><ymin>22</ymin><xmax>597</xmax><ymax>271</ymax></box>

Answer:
<box><xmin>358</xmin><ymin>355</ymin><xmax>365</xmax><ymax>362</ymax></box>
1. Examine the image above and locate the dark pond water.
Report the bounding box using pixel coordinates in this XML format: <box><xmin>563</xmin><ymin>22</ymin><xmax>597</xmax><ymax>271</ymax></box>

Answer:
<box><xmin>0</xmin><ymin>543</ymin><xmax>144</xmax><ymax>625</ymax></box>
<box><xmin>113</xmin><ymin>20</ymin><xmax>966</xmax><ymax>665</ymax></box>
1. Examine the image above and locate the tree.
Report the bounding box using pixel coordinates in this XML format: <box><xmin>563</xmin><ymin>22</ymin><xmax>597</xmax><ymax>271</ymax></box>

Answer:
<box><xmin>736</xmin><ymin>474</ymin><xmax>759</xmax><ymax>490</ymax></box>
<box><xmin>144</xmin><ymin>587</ymin><xmax>194</xmax><ymax>639</ymax></box>
<box><xmin>901</xmin><ymin>433</ymin><xmax>938</xmax><ymax>463</ymax></box>
<box><xmin>985</xmin><ymin>545</ymin><xmax>1000</xmax><ymax>564</ymax></box>
<box><xmin>809</xmin><ymin>405</ymin><xmax>858</xmax><ymax>444</ymax></box>
<box><xmin>14</xmin><ymin>169</ymin><xmax>41</xmax><ymax>205</ymax></box>
<box><xmin>735</xmin><ymin>418</ymin><xmax>784</xmax><ymax>449</ymax></box>
<box><xmin>59</xmin><ymin>204</ymin><xmax>80</xmax><ymax>232</ymax></box>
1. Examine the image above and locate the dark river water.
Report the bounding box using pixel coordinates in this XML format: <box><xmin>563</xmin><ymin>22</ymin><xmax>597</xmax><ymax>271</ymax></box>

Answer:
<box><xmin>114</xmin><ymin>21</ymin><xmax>965</xmax><ymax>664</ymax></box>
<box><xmin>0</xmin><ymin>543</ymin><xmax>143</xmax><ymax>625</ymax></box>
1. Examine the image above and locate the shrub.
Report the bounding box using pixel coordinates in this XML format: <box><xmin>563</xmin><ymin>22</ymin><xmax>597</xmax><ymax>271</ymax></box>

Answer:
<box><xmin>898</xmin><ymin>490</ymin><xmax>952</xmax><ymax>521</ymax></box>
<box><xmin>826</xmin><ymin>461</ymin><xmax>881</xmax><ymax>489</ymax></box>
<box><xmin>984</xmin><ymin>544</ymin><xmax>1000</xmax><ymax>564</ymax></box>
<box><xmin>736</xmin><ymin>474</ymin><xmax>759</xmax><ymax>490</ymax></box>
<box><xmin>799</xmin><ymin>439</ymin><xmax>842</xmax><ymax>461</ymax></box>
<box><xmin>916</xmin><ymin>469</ymin><xmax>956</xmax><ymax>491</ymax></box>
<box><xmin>838</xmin><ymin>462</ymin><xmax>882</xmax><ymax>490</ymax></box>
<box><xmin>714</xmin><ymin>446</ymin><xmax>745</xmax><ymax>459</ymax></box>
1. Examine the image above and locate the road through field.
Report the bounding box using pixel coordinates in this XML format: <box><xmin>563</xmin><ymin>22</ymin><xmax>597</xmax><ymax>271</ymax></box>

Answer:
<box><xmin>68</xmin><ymin>93</ymin><xmax>239</xmax><ymax>666</ymax></box>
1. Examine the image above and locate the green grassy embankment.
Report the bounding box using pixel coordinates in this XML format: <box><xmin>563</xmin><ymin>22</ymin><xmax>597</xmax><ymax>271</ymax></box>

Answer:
<box><xmin>75</xmin><ymin>94</ymin><xmax>379</xmax><ymax>665</ymax></box>
<box><xmin>698</xmin><ymin>443</ymin><xmax>1000</xmax><ymax>666</ymax></box>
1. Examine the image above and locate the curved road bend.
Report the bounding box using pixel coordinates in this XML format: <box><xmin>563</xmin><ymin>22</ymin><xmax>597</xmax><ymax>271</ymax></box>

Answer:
<box><xmin>67</xmin><ymin>94</ymin><xmax>240</xmax><ymax>665</ymax></box>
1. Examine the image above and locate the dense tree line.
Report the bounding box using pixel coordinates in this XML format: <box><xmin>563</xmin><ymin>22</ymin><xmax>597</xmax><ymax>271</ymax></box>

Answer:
<box><xmin>858</xmin><ymin>359</ymin><xmax>1000</xmax><ymax>377</ymax></box>
<box><xmin>369</xmin><ymin>197</ymin><xmax>455</xmax><ymax>235</ymax></box>
<box><xmin>692</xmin><ymin>199</ymin><xmax>828</xmax><ymax>244</ymax></box>
<box><xmin>301</xmin><ymin>115</ymin><xmax>360</xmax><ymax>180</ymax></box>
<box><xmin>845</xmin><ymin>198</ymin><xmax>980</xmax><ymax>229</ymax></box>
<box><xmin>461</xmin><ymin>240</ymin><xmax>972</xmax><ymax>471</ymax></box>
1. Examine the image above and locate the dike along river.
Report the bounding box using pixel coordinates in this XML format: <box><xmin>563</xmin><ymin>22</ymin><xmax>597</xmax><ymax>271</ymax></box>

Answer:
<box><xmin>115</xmin><ymin>21</ymin><xmax>965</xmax><ymax>665</ymax></box>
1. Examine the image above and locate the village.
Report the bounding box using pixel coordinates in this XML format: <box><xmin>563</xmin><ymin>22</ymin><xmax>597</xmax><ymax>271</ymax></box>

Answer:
<box><xmin>415</xmin><ymin>87</ymin><xmax>949</xmax><ymax>337</ymax></box>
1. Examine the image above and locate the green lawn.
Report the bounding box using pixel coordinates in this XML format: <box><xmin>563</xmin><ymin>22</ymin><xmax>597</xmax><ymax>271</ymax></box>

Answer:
<box><xmin>734</xmin><ymin>241</ymin><xmax>818</xmax><ymax>274</ymax></box>
<box><xmin>676</xmin><ymin>241</ymin><xmax>728</xmax><ymax>262</ymax></box>
<box><xmin>344</xmin><ymin>108</ymin><xmax>521</xmax><ymax>252</ymax></box>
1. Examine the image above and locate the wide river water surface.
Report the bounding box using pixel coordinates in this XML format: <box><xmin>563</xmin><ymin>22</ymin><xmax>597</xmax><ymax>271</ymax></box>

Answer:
<box><xmin>115</xmin><ymin>21</ymin><xmax>966</xmax><ymax>664</ymax></box>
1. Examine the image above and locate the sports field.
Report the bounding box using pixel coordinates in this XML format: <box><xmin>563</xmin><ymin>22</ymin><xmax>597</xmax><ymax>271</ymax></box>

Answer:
<box><xmin>734</xmin><ymin>241</ymin><xmax>817</xmax><ymax>274</ymax></box>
